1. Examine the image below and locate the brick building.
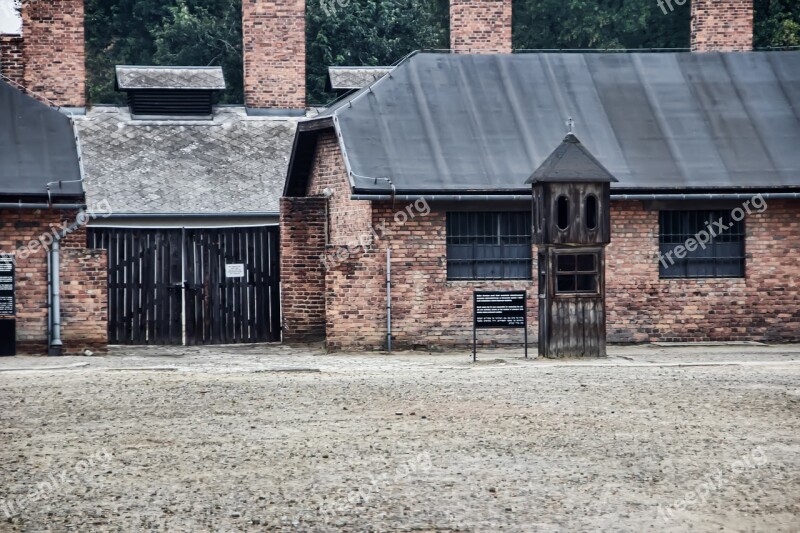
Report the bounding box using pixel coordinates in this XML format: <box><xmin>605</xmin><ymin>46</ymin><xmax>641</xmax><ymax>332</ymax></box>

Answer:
<box><xmin>0</xmin><ymin>0</ymin><xmax>107</xmax><ymax>355</ymax></box>
<box><xmin>281</xmin><ymin>0</ymin><xmax>800</xmax><ymax>351</ymax></box>
<box><xmin>2</xmin><ymin>0</ymin><xmax>302</xmax><ymax>350</ymax></box>
<box><xmin>3</xmin><ymin>0</ymin><xmax>798</xmax><ymax>354</ymax></box>
<box><xmin>0</xmin><ymin>80</ymin><xmax>106</xmax><ymax>355</ymax></box>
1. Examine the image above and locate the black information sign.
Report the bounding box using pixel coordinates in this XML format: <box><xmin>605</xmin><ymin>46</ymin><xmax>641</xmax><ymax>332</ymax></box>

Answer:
<box><xmin>473</xmin><ymin>291</ymin><xmax>527</xmax><ymax>361</ymax></box>
<box><xmin>0</xmin><ymin>260</ymin><xmax>15</xmax><ymax>316</ymax></box>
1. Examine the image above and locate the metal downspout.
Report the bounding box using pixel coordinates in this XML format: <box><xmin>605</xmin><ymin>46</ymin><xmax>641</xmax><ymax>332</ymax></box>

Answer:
<box><xmin>48</xmin><ymin>238</ymin><xmax>63</xmax><ymax>356</ymax></box>
<box><xmin>386</xmin><ymin>247</ymin><xmax>392</xmax><ymax>353</ymax></box>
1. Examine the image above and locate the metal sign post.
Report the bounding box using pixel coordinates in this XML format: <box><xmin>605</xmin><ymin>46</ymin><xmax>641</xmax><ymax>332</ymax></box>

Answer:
<box><xmin>472</xmin><ymin>290</ymin><xmax>528</xmax><ymax>361</ymax></box>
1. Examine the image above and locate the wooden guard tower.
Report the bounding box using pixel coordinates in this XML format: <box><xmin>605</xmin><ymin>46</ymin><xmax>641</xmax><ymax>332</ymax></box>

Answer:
<box><xmin>526</xmin><ymin>133</ymin><xmax>618</xmax><ymax>358</ymax></box>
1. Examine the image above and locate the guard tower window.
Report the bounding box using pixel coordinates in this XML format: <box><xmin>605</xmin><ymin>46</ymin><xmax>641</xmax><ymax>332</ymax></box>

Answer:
<box><xmin>555</xmin><ymin>252</ymin><xmax>599</xmax><ymax>294</ymax></box>
<box><xmin>446</xmin><ymin>212</ymin><xmax>532</xmax><ymax>280</ymax></box>
<box><xmin>556</xmin><ymin>195</ymin><xmax>570</xmax><ymax>230</ymax></box>
<box><xmin>585</xmin><ymin>195</ymin><xmax>598</xmax><ymax>230</ymax></box>
<box><xmin>659</xmin><ymin>210</ymin><xmax>745</xmax><ymax>278</ymax></box>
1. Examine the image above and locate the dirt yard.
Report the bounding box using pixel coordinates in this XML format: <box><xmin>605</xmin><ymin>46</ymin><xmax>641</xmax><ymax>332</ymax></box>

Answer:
<box><xmin>1</xmin><ymin>344</ymin><xmax>799</xmax><ymax>532</ymax></box>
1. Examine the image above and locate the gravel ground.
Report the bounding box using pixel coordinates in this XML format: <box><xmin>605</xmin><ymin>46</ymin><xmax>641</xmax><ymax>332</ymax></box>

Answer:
<box><xmin>1</xmin><ymin>344</ymin><xmax>799</xmax><ymax>532</ymax></box>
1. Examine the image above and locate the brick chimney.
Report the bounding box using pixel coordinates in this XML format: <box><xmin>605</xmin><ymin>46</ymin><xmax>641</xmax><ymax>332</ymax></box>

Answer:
<box><xmin>242</xmin><ymin>0</ymin><xmax>306</xmax><ymax>115</ymax></box>
<box><xmin>691</xmin><ymin>0</ymin><xmax>753</xmax><ymax>52</ymax></box>
<box><xmin>0</xmin><ymin>35</ymin><xmax>25</xmax><ymax>87</ymax></box>
<box><xmin>21</xmin><ymin>0</ymin><xmax>86</xmax><ymax>110</ymax></box>
<box><xmin>450</xmin><ymin>0</ymin><xmax>512</xmax><ymax>53</ymax></box>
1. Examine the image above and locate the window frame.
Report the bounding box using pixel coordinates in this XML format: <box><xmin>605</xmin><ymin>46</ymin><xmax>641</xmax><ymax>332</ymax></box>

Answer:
<box><xmin>553</xmin><ymin>249</ymin><xmax>601</xmax><ymax>297</ymax></box>
<box><xmin>658</xmin><ymin>209</ymin><xmax>746</xmax><ymax>279</ymax></box>
<box><xmin>445</xmin><ymin>211</ymin><xmax>533</xmax><ymax>281</ymax></box>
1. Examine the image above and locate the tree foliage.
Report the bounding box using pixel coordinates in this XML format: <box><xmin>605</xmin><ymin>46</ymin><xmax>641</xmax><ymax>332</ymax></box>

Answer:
<box><xmin>755</xmin><ymin>0</ymin><xmax>800</xmax><ymax>48</ymax></box>
<box><xmin>84</xmin><ymin>0</ymin><xmax>799</xmax><ymax>106</ymax></box>
<box><xmin>85</xmin><ymin>0</ymin><xmax>243</xmax><ymax>104</ymax></box>
<box><xmin>513</xmin><ymin>0</ymin><xmax>689</xmax><ymax>50</ymax></box>
<box><xmin>306</xmin><ymin>0</ymin><xmax>448</xmax><ymax>104</ymax></box>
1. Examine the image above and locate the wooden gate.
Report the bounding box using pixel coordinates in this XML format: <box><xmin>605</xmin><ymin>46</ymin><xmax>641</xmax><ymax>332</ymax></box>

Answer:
<box><xmin>88</xmin><ymin>226</ymin><xmax>280</xmax><ymax>345</ymax></box>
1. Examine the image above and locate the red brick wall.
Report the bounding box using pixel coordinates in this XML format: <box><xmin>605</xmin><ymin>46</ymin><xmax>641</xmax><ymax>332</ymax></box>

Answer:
<box><xmin>280</xmin><ymin>197</ymin><xmax>327</xmax><ymax>342</ymax></box>
<box><xmin>607</xmin><ymin>200</ymin><xmax>800</xmax><ymax>343</ymax></box>
<box><xmin>0</xmin><ymin>34</ymin><xmax>25</xmax><ymax>87</ymax></box>
<box><xmin>343</xmin><ymin>205</ymin><xmax>538</xmax><ymax>351</ymax></box>
<box><xmin>0</xmin><ymin>209</ymin><xmax>107</xmax><ymax>354</ymax></box>
<box><xmin>691</xmin><ymin>0</ymin><xmax>753</xmax><ymax>52</ymax></box>
<box><xmin>450</xmin><ymin>0</ymin><xmax>512</xmax><ymax>53</ymax></box>
<box><xmin>284</xmin><ymin>139</ymin><xmax>800</xmax><ymax>350</ymax></box>
<box><xmin>307</xmin><ymin>131</ymin><xmax>373</xmax><ymax>246</ymax></box>
<box><xmin>21</xmin><ymin>0</ymin><xmax>86</xmax><ymax>108</ymax></box>
<box><xmin>61</xmin><ymin>224</ymin><xmax>108</xmax><ymax>353</ymax></box>
<box><xmin>243</xmin><ymin>0</ymin><xmax>305</xmax><ymax>111</ymax></box>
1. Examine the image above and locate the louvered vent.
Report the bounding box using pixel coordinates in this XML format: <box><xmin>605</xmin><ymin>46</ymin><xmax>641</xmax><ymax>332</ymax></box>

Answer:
<box><xmin>127</xmin><ymin>89</ymin><xmax>213</xmax><ymax>119</ymax></box>
<box><xmin>115</xmin><ymin>66</ymin><xmax>226</xmax><ymax>120</ymax></box>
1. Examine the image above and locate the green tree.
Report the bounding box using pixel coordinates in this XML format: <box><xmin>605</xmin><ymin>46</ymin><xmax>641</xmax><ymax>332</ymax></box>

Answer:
<box><xmin>755</xmin><ymin>0</ymin><xmax>800</xmax><ymax>48</ymax></box>
<box><xmin>85</xmin><ymin>0</ymin><xmax>242</xmax><ymax>104</ymax></box>
<box><xmin>306</xmin><ymin>0</ymin><xmax>448</xmax><ymax>105</ymax></box>
<box><xmin>83</xmin><ymin>0</ymin><xmax>799</xmax><ymax>107</ymax></box>
<box><xmin>151</xmin><ymin>1</ymin><xmax>243</xmax><ymax>103</ymax></box>
<box><xmin>512</xmin><ymin>0</ymin><xmax>689</xmax><ymax>50</ymax></box>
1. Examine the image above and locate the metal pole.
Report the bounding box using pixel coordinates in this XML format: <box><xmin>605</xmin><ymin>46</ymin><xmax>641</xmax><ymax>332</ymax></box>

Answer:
<box><xmin>473</xmin><ymin>325</ymin><xmax>476</xmax><ymax>362</ymax></box>
<box><xmin>524</xmin><ymin>290</ymin><xmax>528</xmax><ymax>359</ymax></box>
<box><xmin>386</xmin><ymin>247</ymin><xmax>392</xmax><ymax>353</ymax></box>
<box><xmin>473</xmin><ymin>293</ymin><xmax>477</xmax><ymax>362</ymax></box>
<box><xmin>48</xmin><ymin>239</ymin><xmax>63</xmax><ymax>356</ymax></box>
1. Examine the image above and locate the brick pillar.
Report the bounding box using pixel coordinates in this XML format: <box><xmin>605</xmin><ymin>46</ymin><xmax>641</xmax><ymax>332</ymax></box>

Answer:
<box><xmin>450</xmin><ymin>0</ymin><xmax>512</xmax><ymax>53</ymax></box>
<box><xmin>691</xmin><ymin>0</ymin><xmax>753</xmax><ymax>52</ymax></box>
<box><xmin>0</xmin><ymin>34</ymin><xmax>25</xmax><ymax>87</ymax></box>
<box><xmin>21</xmin><ymin>0</ymin><xmax>86</xmax><ymax>109</ymax></box>
<box><xmin>280</xmin><ymin>197</ymin><xmax>327</xmax><ymax>342</ymax></box>
<box><xmin>243</xmin><ymin>0</ymin><xmax>306</xmax><ymax>114</ymax></box>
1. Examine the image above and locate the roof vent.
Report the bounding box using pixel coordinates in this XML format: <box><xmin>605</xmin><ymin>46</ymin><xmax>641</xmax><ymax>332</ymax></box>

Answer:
<box><xmin>326</xmin><ymin>66</ymin><xmax>393</xmax><ymax>96</ymax></box>
<box><xmin>115</xmin><ymin>66</ymin><xmax>226</xmax><ymax>120</ymax></box>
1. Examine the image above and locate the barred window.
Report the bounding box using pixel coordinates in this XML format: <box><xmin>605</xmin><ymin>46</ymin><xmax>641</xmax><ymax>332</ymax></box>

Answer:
<box><xmin>446</xmin><ymin>212</ymin><xmax>532</xmax><ymax>280</ymax></box>
<box><xmin>658</xmin><ymin>210</ymin><xmax>745</xmax><ymax>278</ymax></box>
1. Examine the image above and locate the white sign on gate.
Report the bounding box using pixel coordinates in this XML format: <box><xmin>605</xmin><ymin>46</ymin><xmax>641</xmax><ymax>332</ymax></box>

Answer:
<box><xmin>225</xmin><ymin>263</ymin><xmax>245</xmax><ymax>278</ymax></box>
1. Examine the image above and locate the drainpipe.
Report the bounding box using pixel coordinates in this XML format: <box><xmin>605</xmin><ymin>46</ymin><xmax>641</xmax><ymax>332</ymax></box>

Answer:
<box><xmin>47</xmin><ymin>251</ymin><xmax>52</xmax><ymax>348</ymax></box>
<box><xmin>48</xmin><ymin>238</ymin><xmax>63</xmax><ymax>356</ymax></box>
<box><xmin>386</xmin><ymin>247</ymin><xmax>392</xmax><ymax>353</ymax></box>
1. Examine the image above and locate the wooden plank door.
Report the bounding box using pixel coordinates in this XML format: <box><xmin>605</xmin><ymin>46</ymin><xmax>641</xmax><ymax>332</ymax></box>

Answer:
<box><xmin>183</xmin><ymin>226</ymin><xmax>280</xmax><ymax>345</ymax></box>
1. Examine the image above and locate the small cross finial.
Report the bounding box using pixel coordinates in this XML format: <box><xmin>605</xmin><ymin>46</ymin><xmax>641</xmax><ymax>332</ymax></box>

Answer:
<box><xmin>566</xmin><ymin>117</ymin><xmax>574</xmax><ymax>134</ymax></box>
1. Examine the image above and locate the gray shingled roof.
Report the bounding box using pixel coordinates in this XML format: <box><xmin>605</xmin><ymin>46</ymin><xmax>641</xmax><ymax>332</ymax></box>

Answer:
<box><xmin>301</xmin><ymin>52</ymin><xmax>800</xmax><ymax>193</ymax></box>
<box><xmin>327</xmin><ymin>66</ymin><xmax>393</xmax><ymax>90</ymax></box>
<box><xmin>115</xmin><ymin>66</ymin><xmax>226</xmax><ymax>90</ymax></box>
<box><xmin>75</xmin><ymin>107</ymin><xmax>297</xmax><ymax>214</ymax></box>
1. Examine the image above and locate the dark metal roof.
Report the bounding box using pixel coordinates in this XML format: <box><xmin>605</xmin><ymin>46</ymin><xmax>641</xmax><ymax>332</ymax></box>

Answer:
<box><xmin>0</xmin><ymin>80</ymin><xmax>83</xmax><ymax>199</ymax></box>
<box><xmin>115</xmin><ymin>66</ymin><xmax>226</xmax><ymax>90</ymax></box>
<box><xmin>296</xmin><ymin>51</ymin><xmax>800</xmax><ymax>194</ymax></box>
<box><xmin>527</xmin><ymin>133</ymin><xmax>618</xmax><ymax>184</ymax></box>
